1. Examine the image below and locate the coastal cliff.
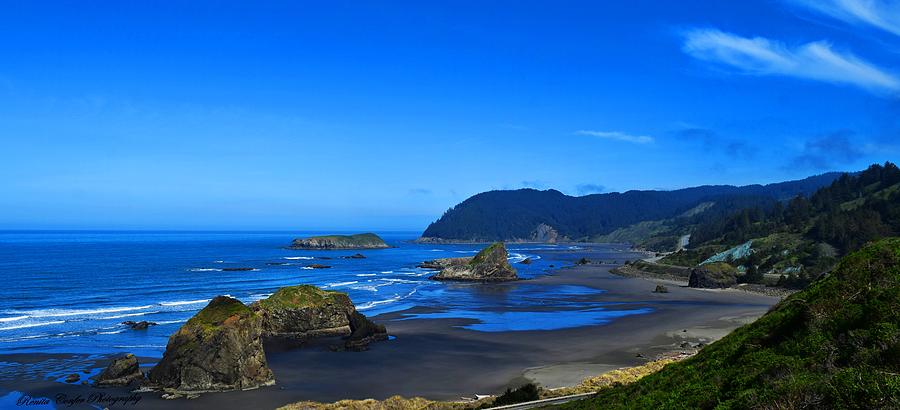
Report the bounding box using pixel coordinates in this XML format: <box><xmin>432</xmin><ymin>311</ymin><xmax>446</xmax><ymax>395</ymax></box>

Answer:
<box><xmin>290</xmin><ymin>233</ymin><xmax>389</xmax><ymax>250</ymax></box>
<box><xmin>429</xmin><ymin>242</ymin><xmax>518</xmax><ymax>281</ymax></box>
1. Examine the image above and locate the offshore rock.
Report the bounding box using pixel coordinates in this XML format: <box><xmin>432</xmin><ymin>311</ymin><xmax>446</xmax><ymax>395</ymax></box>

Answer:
<box><xmin>430</xmin><ymin>242</ymin><xmax>518</xmax><ymax>282</ymax></box>
<box><xmin>252</xmin><ymin>285</ymin><xmax>387</xmax><ymax>349</ymax></box>
<box><xmin>147</xmin><ymin>296</ymin><xmax>274</xmax><ymax>393</ymax></box>
<box><xmin>289</xmin><ymin>233</ymin><xmax>389</xmax><ymax>250</ymax></box>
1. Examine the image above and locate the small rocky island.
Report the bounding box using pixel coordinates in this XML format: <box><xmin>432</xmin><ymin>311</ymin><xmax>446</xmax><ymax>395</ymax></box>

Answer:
<box><xmin>289</xmin><ymin>233</ymin><xmax>389</xmax><ymax>250</ymax></box>
<box><xmin>425</xmin><ymin>242</ymin><xmax>519</xmax><ymax>282</ymax></box>
<box><xmin>251</xmin><ymin>284</ymin><xmax>387</xmax><ymax>349</ymax></box>
<box><xmin>144</xmin><ymin>285</ymin><xmax>387</xmax><ymax>396</ymax></box>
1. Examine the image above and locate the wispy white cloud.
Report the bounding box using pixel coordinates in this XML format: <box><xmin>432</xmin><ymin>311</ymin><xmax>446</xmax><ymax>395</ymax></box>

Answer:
<box><xmin>787</xmin><ymin>0</ymin><xmax>900</xmax><ymax>36</ymax></box>
<box><xmin>575</xmin><ymin>130</ymin><xmax>654</xmax><ymax>144</ymax></box>
<box><xmin>682</xmin><ymin>28</ymin><xmax>900</xmax><ymax>94</ymax></box>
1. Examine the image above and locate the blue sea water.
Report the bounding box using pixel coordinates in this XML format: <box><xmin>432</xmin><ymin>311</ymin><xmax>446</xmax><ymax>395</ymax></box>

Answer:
<box><xmin>0</xmin><ymin>231</ymin><xmax>647</xmax><ymax>359</ymax></box>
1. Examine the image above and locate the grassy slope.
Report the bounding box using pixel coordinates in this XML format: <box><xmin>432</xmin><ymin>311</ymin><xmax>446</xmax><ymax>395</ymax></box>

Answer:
<box><xmin>256</xmin><ymin>285</ymin><xmax>348</xmax><ymax>310</ymax></box>
<box><xmin>305</xmin><ymin>233</ymin><xmax>387</xmax><ymax>246</ymax></box>
<box><xmin>561</xmin><ymin>238</ymin><xmax>900</xmax><ymax>409</ymax></box>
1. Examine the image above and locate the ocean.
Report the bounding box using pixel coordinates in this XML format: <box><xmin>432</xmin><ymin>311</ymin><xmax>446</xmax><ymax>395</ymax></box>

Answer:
<box><xmin>0</xmin><ymin>231</ymin><xmax>636</xmax><ymax>359</ymax></box>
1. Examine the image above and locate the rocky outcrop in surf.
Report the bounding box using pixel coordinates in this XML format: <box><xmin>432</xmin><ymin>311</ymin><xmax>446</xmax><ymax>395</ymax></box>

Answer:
<box><xmin>429</xmin><ymin>242</ymin><xmax>518</xmax><ymax>282</ymax></box>
<box><xmin>289</xmin><ymin>233</ymin><xmax>389</xmax><ymax>250</ymax></box>
<box><xmin>251</xmin><ymin>285</ymin><xmax>387</xmax><ymax>350</ymax></box>
<box><xmin>95</xmin><ymin>354</ymin><xmax>144</xmax><ymax>387</ymax></box>
<box><xmin>147</xmin><ymin>296</ymin><xmax>274</xmax><ymax>393</ymax></box>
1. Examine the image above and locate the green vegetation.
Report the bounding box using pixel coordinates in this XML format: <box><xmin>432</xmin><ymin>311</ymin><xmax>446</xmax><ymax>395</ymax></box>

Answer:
<box><xmin>291</xmin><ymin>233</ymin><xmax>388</xmax><ymax>249</ymax></box>
<box><xmin>700</xmin><ymin>261</ymin><xmax>737</xmax><ymax>275</ymax></box>
<box><xmin>561</xmin><ymin>238</ymin><xmax>900</xmax><ymax>409</ymax></box>
<box><xmin>468</xmin><ymin>242</ymin><xmax>505</xmax><ymax>266</ymax></box>
<box><xmin>655</xmin><ymin>163</ymin><xmax>900</xmax><ymax>288</ymax></box>
<box><xmin>420</xmin><ymin>173</ymin><xmax>841</xmax><ymax>242</ymax></box>
<box><xmin>257</xmin><ymin>285</ymin><xmax>348</xmax><ymax>310</ymax></box>
<box><xmin>483</xmin><ymin>384</ymin><xmax>539</xmax><ymax>408</ymax></box>
<box><xmin>627</xmin><ymin>260</ymin><xmax>691</xmax><ymax>278</ymax></box>
<box><xmin>185</xmin><ymin>296</ymin><xmax>253</xmax><ymax>332</ymax></box>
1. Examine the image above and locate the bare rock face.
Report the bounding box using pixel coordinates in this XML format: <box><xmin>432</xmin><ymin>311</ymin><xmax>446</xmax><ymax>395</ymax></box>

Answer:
<box><xmin>430</xmin><ymin>242</ymin><xmax>518</xmax><ymax>282</ymax></box>
<box><xmin>95</xmin><ymin>353</ymin><xmax>144</xmax><ymax>387</ymax></box>
<box><xmin>251</xmin><ymin>285</ymin><xmax>387</xmax><ymax>349</ymax></box>
<box><xmin>147</xmin><ymin>296</ymin><xmax>274</xmax><ymax>393</ymax></box>
<box><xmin>530</xmin><ymin>223</ymin><xmax>560</xmax><ymax>243</ymax></box>
<box><xmin>688</xmin><ymin>262</ymin><xmax>738</xmax><ymax>289</ymax></box>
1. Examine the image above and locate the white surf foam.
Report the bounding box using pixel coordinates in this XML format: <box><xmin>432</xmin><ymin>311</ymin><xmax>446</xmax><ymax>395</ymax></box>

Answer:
<box><xmin>325</xmin><ymin>281</ymin><xmax>359</xmax><ymax>288</ymax></box>
<box><xmin>100</xmin><ymin>311</ymin><xmax>159</xmax><ymax>320</ymax></box>
<box><xmin>283</xmin><ymin>256</ymin><xmax>314</xmax><ymax>260</ymax></box>
<box><xmin>0</xmin><ymin>315</ymin><xmax>28</xmax><ymax>323</ymax></box>
<box><xmin>0</xmin><ymin>321</ymin><xmax>65</xmax><ymax>331</ymax></box>
<box><xmin>380</xmin><ymin>271</ymin><xmax>393</xmax><ymax>274</ymax></box>
<box><xmin>356</xmin><ymin>273</ymin><xmax>377</xmax><ymax>277</ymax></box>
<box><xmin>188</xmin><ymin>268</ymin><xmax>222</xmax><ymax>272</ymax></box>
<box><xmin>356</xmin><ymin>288</ymin><xmax>418</xmax><ymax>311</ymax></box>
<box><xmin>159</xmin><ymin>299</ymin><xmax>209</xmax><ymax>307</ymax></box>
<box><xmin>4</xmin><ymin>305</ymin><xmax>153</xmax><ymax>319</ymax></box>
<box><xmin>154</xmin><ymin>320</ymin><xmax>187</xmax><ymax>325</ymax></box>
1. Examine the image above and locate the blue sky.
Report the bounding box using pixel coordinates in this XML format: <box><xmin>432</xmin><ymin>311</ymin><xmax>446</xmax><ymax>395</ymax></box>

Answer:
<box><xmin>1</xmin><ymin>0</ymin><xmax>898</xmax><ymax>230</ymax></box>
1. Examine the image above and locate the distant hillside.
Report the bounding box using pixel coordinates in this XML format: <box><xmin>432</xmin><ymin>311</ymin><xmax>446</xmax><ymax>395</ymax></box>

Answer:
<box><xmin>419</xmin><ymin>172</ymin><xmax>843</xmax><ymax>242</ymax></box>
<box><xmin>658</xmin><ymin>163</ymin><xmax>900</xmax><ymax>287</ymax></box>
<box><xmin>561</xmin><ymin>237</ymin><xmax>900</xmax><ymax>409</ymax></box>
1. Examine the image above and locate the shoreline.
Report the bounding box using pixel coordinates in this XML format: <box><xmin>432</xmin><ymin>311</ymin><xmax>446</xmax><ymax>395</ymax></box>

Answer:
<box><xmin>0</xmin><ymin>245</ymin><xmax>779</xmax><ymax>409</ymax></box>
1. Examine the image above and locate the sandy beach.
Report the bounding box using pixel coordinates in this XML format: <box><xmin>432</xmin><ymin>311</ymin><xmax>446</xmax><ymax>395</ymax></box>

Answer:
<box><xmin>0</xmin><ymin>246</ymin><xmax>780</xmax><ymax>409</ymax></box>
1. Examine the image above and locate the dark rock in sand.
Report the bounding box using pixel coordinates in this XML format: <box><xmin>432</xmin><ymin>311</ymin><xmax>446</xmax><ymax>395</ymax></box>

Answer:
<box><xmin>344</xmin><ymin>311</ymin><xmax>388</xmax><ymax>351</ymax></box>
<box><xmin>148</xmin><ymin>296</ymin><xmax>274</xmax><ymax>393</ymax></box>
<box><xmin>307</xmin><ymin>264</ymin><xmax>332</xmax><ymax>269</ymax></box>
<box><xmin>222</xmin><ymin>267</ymin><xmax>255</xmax><ymax>272</ymax></box>
<box><xmin>95</xmin><ymin>353</ymin><xmax>144</xmax><ymax>387</ymax></box>
<box><xmin>688</xmin><ymin>262</ymin><xmax>738</xmax><ymax>289</ymax></box>
<box><xmin>251</xmin><ymin>285</ymin><xmax>387</xmax><ymax>350</ymax></box>
<box><xmin>289</xmin><ymin>233</ymin><xmax>389</xmax><ymax>250</ymax></box>
<box><xmin>653</xmin><ymin>285</ymin><xmax>669</xmax><ymax>293</ymax></box>
<box><xmin>519</xmin><ymin>258</ymin><xmax>532</xmax><ymax>265</ymax></box>
<box><xmin>431</xmin><ymin>242</ymin><xmax>518</xmax><ymax>282</ymax></box>
<box><xmin>65</xmin><ymin>373</ymin><xmax>80</xmax><ymax>383</ymax></box>
<box><xmin>122</xmin><ymin>320</ymin><xmax>157</xmax><ymax>330</ymax></box>
<box><xmin>576</xmin><ymin>257</ymin><xmax>591</xmax><ymax>265</ymax></box>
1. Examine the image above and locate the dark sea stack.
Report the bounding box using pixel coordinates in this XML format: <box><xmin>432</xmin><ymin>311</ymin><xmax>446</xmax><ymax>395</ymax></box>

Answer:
<box><xmin>95</xmin><ymin>354</ymin><xmax>144</xmax><ymax>387</ymax></box>
<box><xmin>251</xmin><ymin>285</ymin><xmax>387</xmax><ymax>349</ymax></box>
<box><xmin>343</xmin><ymin>253</ymin><xmax>367</xmax><ymax>259</ymax></box>
<box><xmin>65</xmin><ymin>373</ymin><xmax>80</xmax><ymax>383</ymax></box>
<box><xmin>148</xmin><ymin>296</ymin><xmax>274</xmax><ymax>393</ymax></box>
<box><xmin>122</xmin><ymin>320</ymin><xmax>157</xmax><ymax>330</ymax></box>
<box><xmin>431</xmin><ymin>242</ymin><xmax>518</xmax><ymax>282</ymax></box>
<box><xmin>307</xmin><ymin>264</ymin><xmax>332</xmax><ymax>269</ymax></box>
<box><xmin>520</xmin><ymin>257</ymin><xmax>533</xmax><ymax>265</ymax></box>
<box><xmin>221</xmin><ymin>267</ymin><xmax>255</xmax><ymax>272</ymax></box>
<box><xmin>289</xmin><ymin>233</ymin><xmax>389</xmax><ymax>250</ymax></box>
<box><xmin>688</xmin><ymin>262</ymin><xmax>738</xmax><ymax>288</ymax></box>
<box><xmin>344</xmin><ymin>311</ymin><xmax>388</xmax><ymax>351</ymax></box>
